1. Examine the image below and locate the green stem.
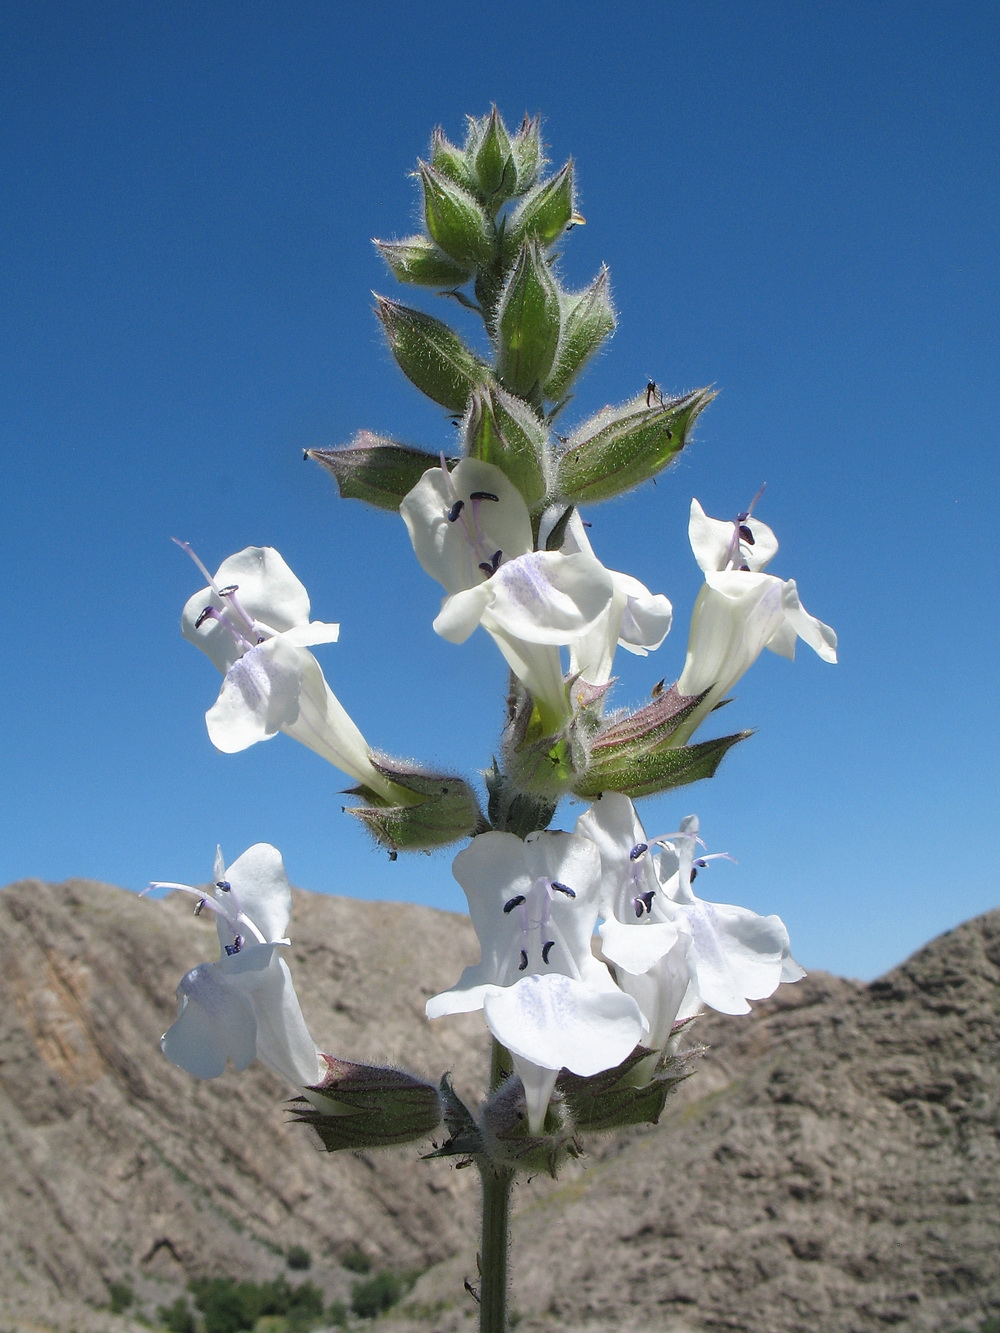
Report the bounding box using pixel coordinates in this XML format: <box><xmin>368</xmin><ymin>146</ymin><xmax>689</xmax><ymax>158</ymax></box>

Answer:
<box><xmin>477</xmin><ymin>1160</ymin><xmax>514</xmax><ymax>1333</ymax></box>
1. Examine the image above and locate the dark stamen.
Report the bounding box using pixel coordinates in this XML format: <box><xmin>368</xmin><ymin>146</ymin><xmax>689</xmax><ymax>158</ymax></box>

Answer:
<box><xmin>738</xmin><ymin>524</ymin><xmax>754</xmax><ymax>545</ymax></box>
<box><xmin>224</xmin><ymin>935</ymin><xmax>244</xmax><ymax>956</ymax></box>
<box><xmin>469</xmin><ymin>491</ymin><xmax>499</xmax><ymax>502</ymax></box>
<box><xmin>739</xmin><ymin>563</ymin><xmax>751</xmax><ymax>572</ymax></box>
<box><xmin>633</xmin><ymin>890</ymin><xmax>656</xmax><ymax>918</ymax></box>
<box><xmin>518</xmin><ymin>950</ymin><xmax>529</xmax><ymax>972</ymax></box>
<box><xmin>629</xmin><ymin>843</ymin><xmax>648</xmax><ymax>861</ymax></box>
<box><xmin>478</xmin><ymin>550</ymin><xmax>502</xmax><ymax>576</ymax></box>
<box><xmin>694</xmin><ymin>858</ymin><xmax>708</xmax><ymax>868</ymax></box>
<box><xmin>690</xmin><ymin>866</ymin><xmax>699</xmax><ymax>882</ymax></box>
<box><xmin>542</xmin><ymin>941</ymin><xmax>555</xmax><ymax>964</ymax></box>
<box><xmin>550</xmin><ymin>881</ymin><xmax>576</xmax><ymax>898</ymax></box>
<box><xmin>503</xmin><ymin>894</ymin><xmax>526</xmax><ymax>914</ymax></box>
<box><xmin>215</xmin><ymin>880</ymin><xmax>231</xmax><ymax>892</ymax></box>
<box><xmin>217</xmin><ymin>584</ymin><xmax>239</xmax><ymax>596</ymax></box>
<box><xmin>193</xmin><ymin>898</ymin><xmax>205</xmax><ymax>917</ymax></box>
<box><xmin>447</xmin><ymin>500</ymin><xmax>465</xmax><ymax>522</ymax></box>
<box><xmin>195</xmin><ymin>606</ymin><xmax>215</xmax><ymax>629</ymax></box>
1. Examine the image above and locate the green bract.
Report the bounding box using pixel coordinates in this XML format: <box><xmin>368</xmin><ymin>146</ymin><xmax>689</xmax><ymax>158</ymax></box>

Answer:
<box><xmin>348</xmin><ymin>756</ymin><xmax>487</xmax><ymax>854</ymax></box>
<box><xmin>495</xmin><ymin>241</ymin><xmax>562</xmax><ymax>401</ymax></box>
<box><xmin>463</xmin><ymin>383</ymin><xmax>551</xmax><ymax>512</ymax></box>
<box><xmin>307</xmin><ymin>433</ymin><xmax>444</xmax><ymax>512</ymax></box>
<box><xmin>373</xmin><ymin>235</ymin><xmax>473</xmax><ymax>288</ymax></box>
<box><xmin>543</xmin><ymin>267</ymin><xmax>615</xmax><ymax>401</ymax></box>
<box><xmin>503</xmin><ymin>161</ymin><xmax>575</xmax><ymax>262</ymax></box>
<box><xmin>292</xmin><ymin>1058</ymin><xmax>444</xmax><ymax>1151</ymax></box>
<box><xmin>558</xmin><ymin>386</ymin><xmax>715</xmax><ymax>503</ymax></box>
<box><xmin>418</xmin><ymin>162</ymin><xmax>496</xmax><ymax>270</ymax></box>
<box><xmin>473</xmin><ymin>107</ymin><xmax>515</xmax><ymax>201</ymax></box>
<box><xmin>375</xmin><ymin>296</ymin><xmax>488</xmax><ymax>412</ymax></box>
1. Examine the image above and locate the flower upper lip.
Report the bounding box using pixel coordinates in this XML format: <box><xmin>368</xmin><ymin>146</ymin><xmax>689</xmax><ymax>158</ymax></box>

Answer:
<box><xmin>178</xmin><ymin>544</ymin><xmax>401</xmax><ymax>801</ymax></box>
<box><xmin>401</xmin><ymin>459</ymin><xmax>616</xmax><ymax>647</ymax></box>
<box><xmin>148</xmin><ymin>843</ymin><xmax>322</xmax><ymax>1090</ymax></box>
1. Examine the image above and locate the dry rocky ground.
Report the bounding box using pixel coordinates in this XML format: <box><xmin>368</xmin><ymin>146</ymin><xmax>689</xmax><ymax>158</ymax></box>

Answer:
<box><xmin>0</xmin><ymin>876</ymin><xmax>997</xmax><ymax>1333</ymax></box>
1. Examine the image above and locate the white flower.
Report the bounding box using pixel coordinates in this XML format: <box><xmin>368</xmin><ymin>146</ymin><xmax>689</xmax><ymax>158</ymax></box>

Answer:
<box><xmin>574</xmin><ymin>796</ymin><xmax>804</xmax><ymax>1044</ymax></box>
<box><xmin>426</xmin><ymin>829</ymin><xmax>645</xmax><ymax>1133</ymax></box>
<box><xmin>676</xmin><ymin>498</ymin><xmax>837</xmax><ymax>734</ymax></box>
<box><xmin>149</xmin><ymin>844</ymin><xmax>322</xmax><ymax>1089</ymax></box>
<box><xmin>574</xmin><ymin>792</ymin><xmax>681</xmax><ymax>975</ymax></box>
<box><xmin>560</xmin><ymin>513</ymin><xmax>673</xmax><ymax>689</ymax></box>
<box><xmin>653</xmin><ymin>813</ymin><xmax>804</xmax><ymax>1017</ymax></box>
<box><xmin>180</xmin><ymin>544</ymin><xmax>397</xmax><ymax>800</ymax></box>
<box><xmin>400</xmin><ymin>460</ymin><xmax>615</xmax><ymax>727</ymax></box>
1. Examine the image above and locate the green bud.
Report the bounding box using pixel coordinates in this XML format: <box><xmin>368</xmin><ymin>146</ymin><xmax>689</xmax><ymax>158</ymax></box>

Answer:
<box><xmin>501</xmin><ymin>690</ymin><xmax>584</xmax><ymax>801</ymax></box>
<box><xmin>373</xmin><ymin>234</ymin><xmax>472</xmax><ymax>288</ymax></box>
<box><xmin>557</xmin><ymin>385</ymin><xmax>716</xmax><ymax>504</ymax></box>
<box><xmin>375</xmin><ymin>295</ymin><xmax>488</xmax><ymax>412</ymax></box>
<box><xmin>463</xmin><ymin>383</ymin><xmax>550</xmax><ymax>511</ymax></box>
<box><xmin>510</xmin><ymin>113</ymin><xmax>544</xmax><ymax>194</ymax></box>
<box><xmin>307</xmin><ymin>432</ymin><xmax>443</xmax><ymax>512</ymax></box>
<box><xmin>542</xmin><ymin>266</ymin><xmax>616</xmax><ymax>401</ymax></box>
<box><xmin>291</xmin><ymin>1058</ymin><xmax>443</xmax><ymax>1151</ymax></box>
<box><xmin>418</xmin><ymin>162</ymin><xmax>496</xmax><ymax>270</ymax></box>
<box><xmin>479</xmin><ymin>1075</ymin><xmax>582</xmax><ymax>1176</ymax></box>
<box><xmin>495</xmin><ymin>242</ymin><xmax>562</xmax><ymax>400</ymax></box>
<box><xmin>472</xmin><ymin>106</ymin><xmax>515</xmax><ymax>202</ymax></box>
<box><xmin>348</xmin><ymin>754</ymin><xmax>487</xmax><ymax>853</ymax></box>
<box><xmin>503</xmin><ymin>161</ymin><xmax>574</xmax><ymax>262</ymax></box>
<box><xmin>484</xmin><ymin>760</ymin><xmax>558</xmax><ymax>839</ymax></box>
<box><xmin>430</xmin><ymin>126</ymin><xmax>477</xmax><ymax>193</ymax></box>
<box><xmin>557</xmin><ymin>1046</ymin><xmax>695</xmax><ymax>1131</ymax></box>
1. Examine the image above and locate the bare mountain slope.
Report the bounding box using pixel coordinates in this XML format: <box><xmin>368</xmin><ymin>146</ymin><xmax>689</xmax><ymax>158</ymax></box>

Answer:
<box><xmin>1</xmin><ymin>877</ymin><xmax>998</xmax><ymax>1333</ymax></box>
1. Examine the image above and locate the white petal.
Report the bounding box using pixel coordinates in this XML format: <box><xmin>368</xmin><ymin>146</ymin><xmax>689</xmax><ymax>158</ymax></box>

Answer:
<box><xmin>782</xmin><ymin>953</ymin><xmax>807</xmax><ymax>983</ymax></box>
<box><xmin>205</xmin><ymin>637</ymin><xmax>305</xmax><ymax>751</ymax></box>
<box><xmin>483</xmin><ymin>551</ymin><xmax>614</xmax><ymax>644</ymax></box>
<box><xmin>676</xmin><ymin>575</ymin><xmax>784</xmax><ymax>699</ymax></box>
<box><xmin>450</xmin><ymin>831</ymin><xmax>535</xmax><ymax>984</ymax></box>
<box><xmin>433</xmin><ymin>585</ymin><xmax>492</xmax><ymax>643</ymax></box>
<box><xmin>161</xmin><ymin>961</ymin><xmax>258</xmax><ymax>1078</ymax></box>
<box><xmin>222</xmin><ymin>843</ymin><xmax>291</xmax><ymax>944</ymax></box>
<box><xmin>425</xmin><ymin>973</ymin><xmax>502</xmax><ymax>1019</ymax></box>
<box><xmin>281</xmin><ymin>652</ymin><xmax>395</xmax><ymax>798</ymax></box>
<box><xmin>777</xmin><ymin>579</ymin><xmax>838</xmax><ymax>663</ymax></box>
<box><xmin>599</xmin><ymin>916</ymin><xmax>680</xmax><ymax>975</ymax></box>
<box><xmin>401</xmin><ymin>460</ymin><xmax>533</xmax><ymax>595</ymax></box>
<box><xmin>616</xmin><ymin>583</ymin><xmax>673</xmax><ymax>656</ymax></box>
<box><xmin>688</xmin><ymin>499</ymin><xmax>779</xmax><ymax>574</ymax></box>
<box><xmin>281</xmin><ymin>620</ymin><xmax>341</xmax><ymax>648</ymax></box>
<box><xmin>210</xmin><ymin>547</ymin><xmax>312</xmax><ymax>630</ymax></box>
<box><xmin>617</xmin><ymin>941</ymin><xmax>692</xmax><ymax>1051</ymax></box>
<box><xmin>679</xmin><ymin>901</ymin><xmax>791</xmax><ymax>1014</ymax></box>
<box><xmin>483</xmin><ymin>629</ymin><xmax>569</xmax><ymax>727</ymax></box>
<box><xmin>688</xmin><ymin>499</ymin><xmax>740</xmax><ymax>573</ymax></box>
<box><xmin>229</xmin><ymin>948</ymin><xmax>322</xmax><ymax>1088</ymax></box>
<box><xmin>509</xmin><ymin>1057</ymin><xmax>560</xmax><ymax>1136</ymax></box>
<box><xmin>483</xmin><ymin>973</ymin><xmax>643</xmax><ymax>1077</ymax></box>
<box><xmin>181</xmin><ymin>547</ymin><xmax>314</xmax><ymax>674</ymax></box>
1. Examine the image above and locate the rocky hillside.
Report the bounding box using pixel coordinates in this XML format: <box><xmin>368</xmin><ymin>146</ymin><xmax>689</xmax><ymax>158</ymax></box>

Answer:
<box><xmin>1</xmin><ymin>876</ymin><xmax>998</xmax><ymax>1333</ymax></box>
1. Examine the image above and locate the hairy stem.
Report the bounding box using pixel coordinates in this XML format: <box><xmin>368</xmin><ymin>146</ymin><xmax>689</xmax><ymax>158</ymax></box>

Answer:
<box><xmin>477</xmin><ymin>1160</ymin><xmax>514</xmax><ymax>1333</ymax></box>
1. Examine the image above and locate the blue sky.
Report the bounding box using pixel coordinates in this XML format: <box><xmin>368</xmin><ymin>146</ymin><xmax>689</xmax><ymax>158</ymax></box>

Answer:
<box><xmin>3</xmin><ymin>0</ymin><xmax>996</xmax><ymax>980</ymax></box>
